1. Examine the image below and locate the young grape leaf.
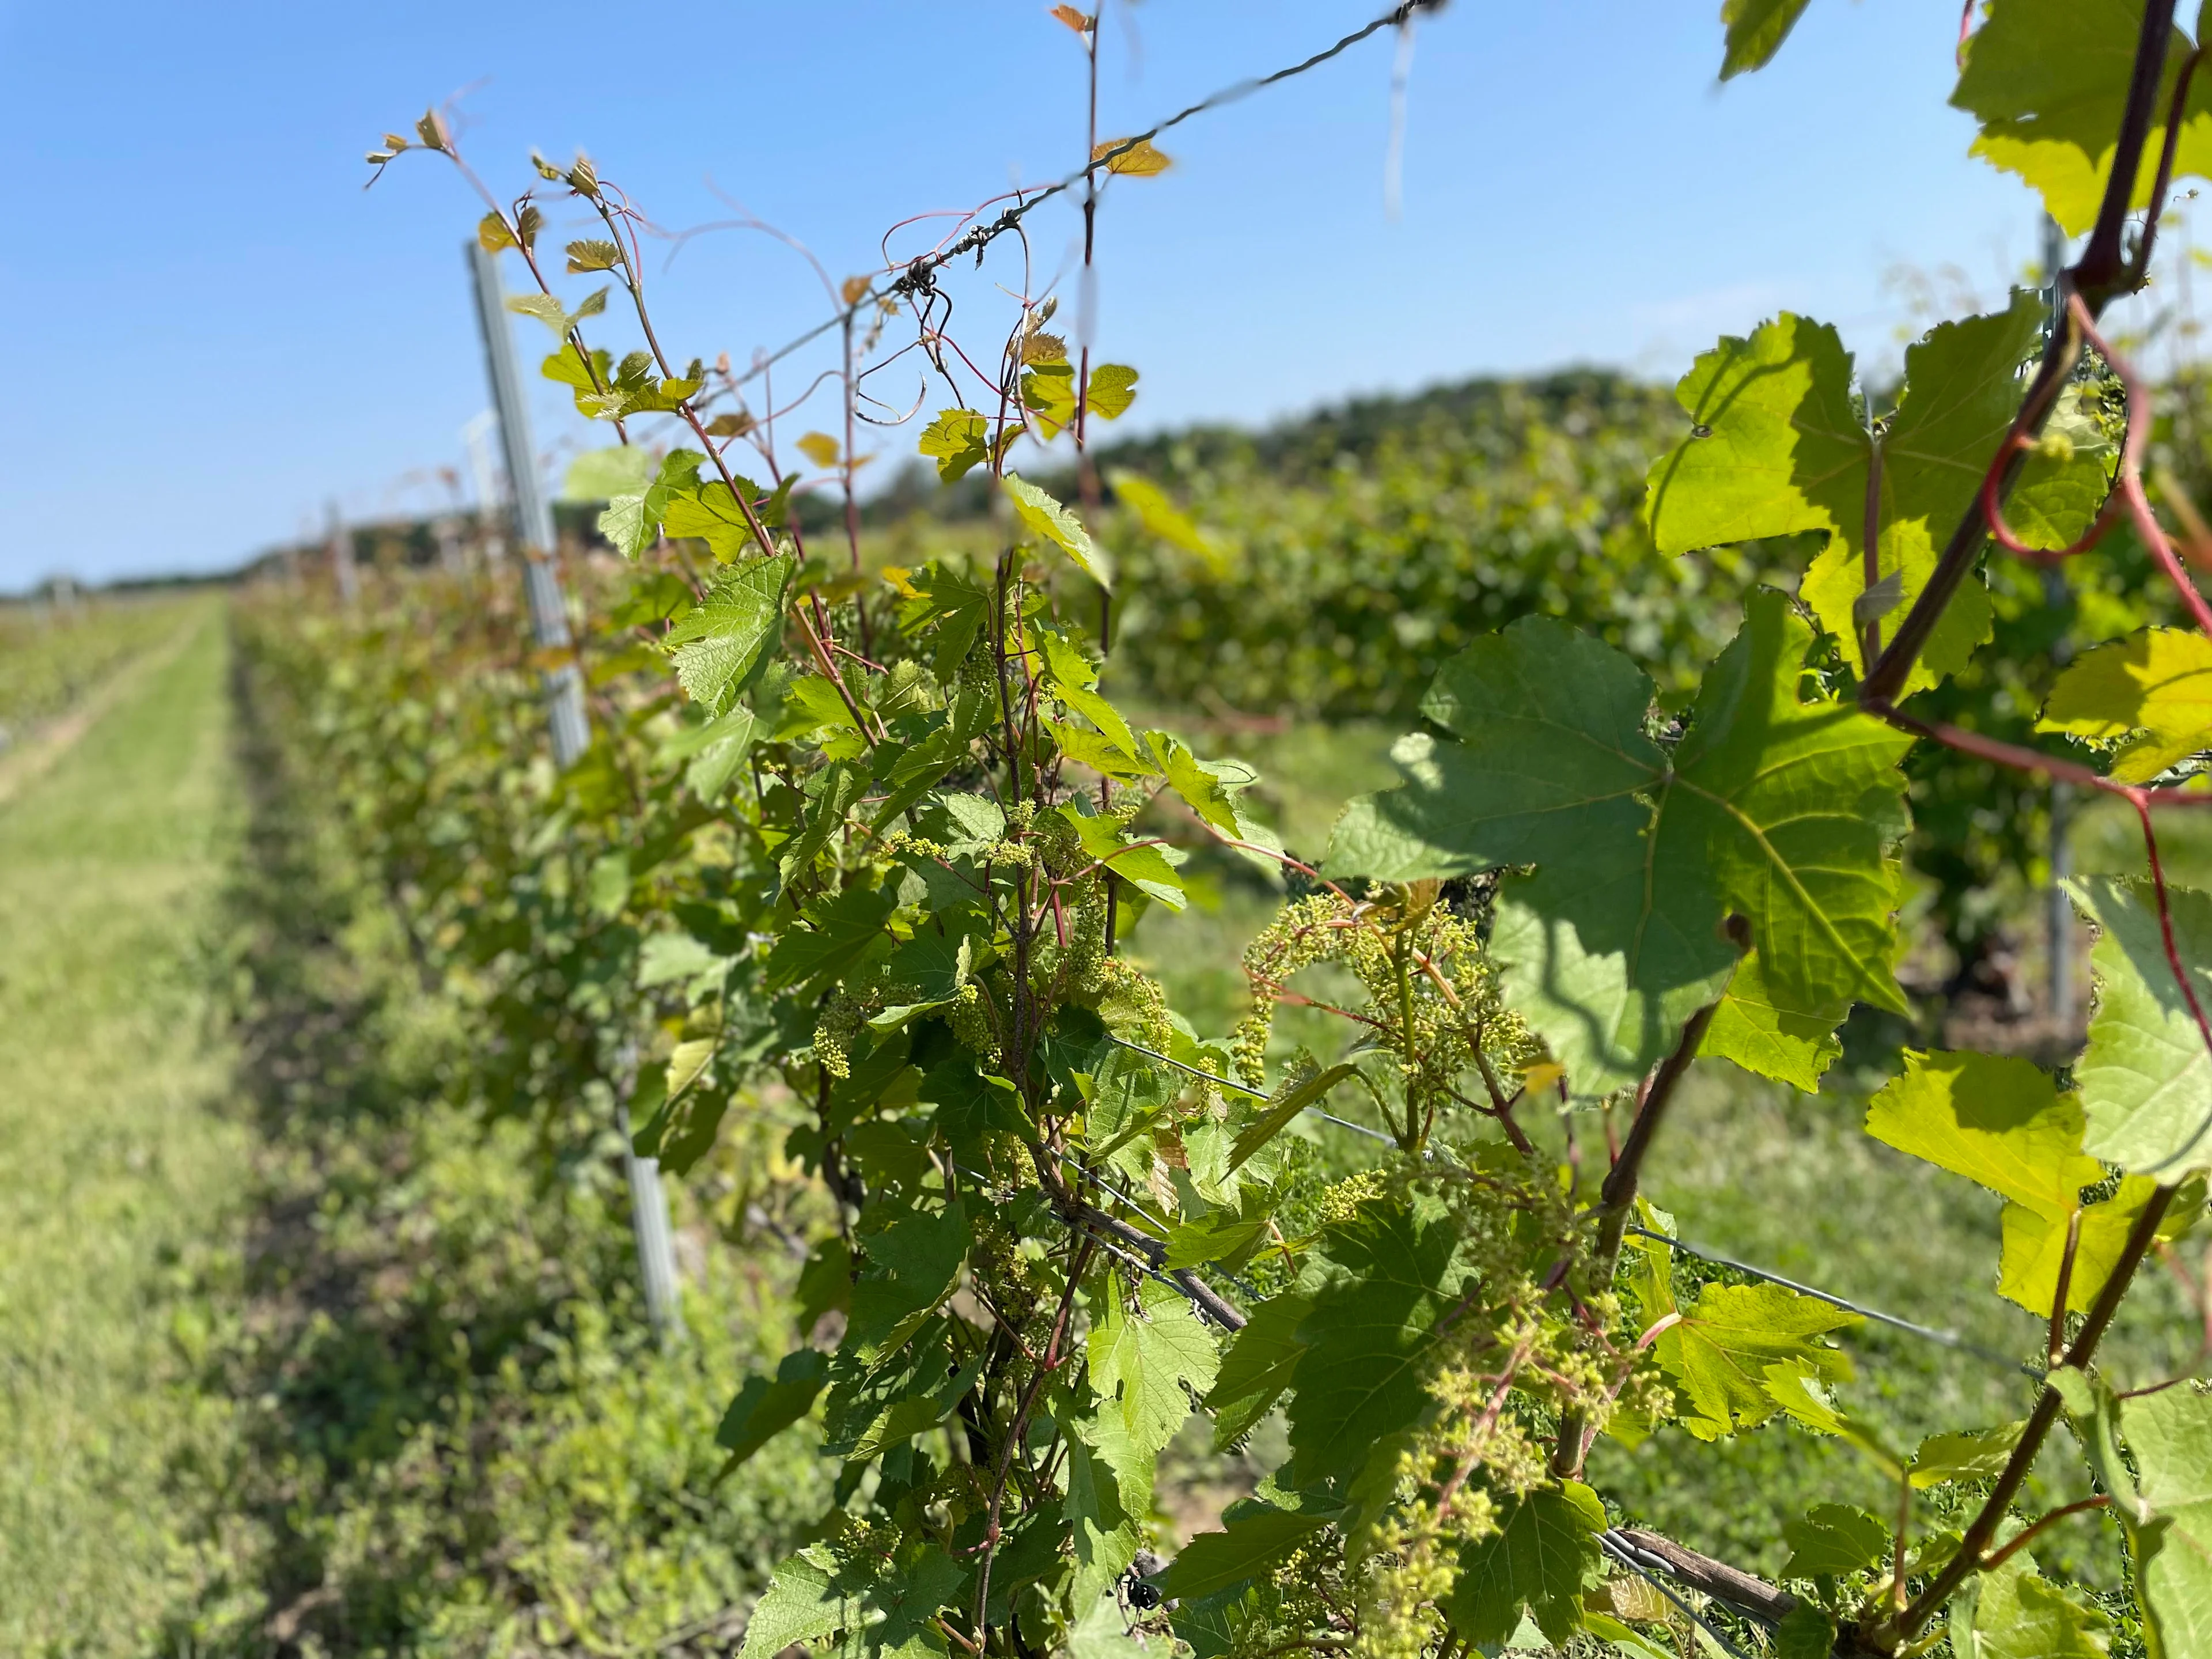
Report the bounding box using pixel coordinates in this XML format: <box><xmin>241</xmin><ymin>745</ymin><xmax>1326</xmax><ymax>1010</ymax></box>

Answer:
<box><xmin>1059</xmin><ymin>803</ymin><xmax>1187</xmax><ymax>910</ymax></box>
<box><xmin>508</xmin><ymin>284</ymin><xmax>609</xmax><ymax>340</ymax></box>
<box><xmin>1444</xmin><ymin>1482</ymin><xmax>1607</xmax><ymax>1648</ymax></box>
<box><xmin>1226</xmin><ymin>1063</ymin><xmax>1358</xmax><ymax>1172</ymax></box>
<box><xmin>1910</xmin><ymin>1422</ymin><xmax>2025</xmax><ymax>1489</ymax></box>
<box><xmin>1039</xmin><ymin>629</ymin><xmax>1141</xmax><ymax>759</ymax></box>
<box><xmin>1089</xmin><ymin>1275</ymin><xmax>1221</xmax><ymax>1457</ymax></box>
<box><xmin>1953</xmin><ymin>0</ymin><xmax>2212</xmax><ymax>237</ymax></box>
<box><xmin>715</xmin><ymin>1348</ymin><xmax>830</xmax><ymax>1468</ymax></box>
<box><xmin>661</xmin><ymin>704</ymin><xmax>756</xmax><ymax>801</ymax></box>
<box><xmin>1004</xmin><ymin>474</ymin><xmax>1113</xmax><ymax>588</ymax></box>
<box><xmin>1698</xmin><ymin>946</ymin><xmax>1843</xmax><ymax>1091</ymax></box>
<box><xmin>663</xmin><ymin>552</ymin><xmax>793</xmax><ymax>714</ymax></box>
<box><xmin>918</xmin><ymin>1056</ymin><xmax>1033</xmax><ymax>1161</ymax></box>
<box><xmin>2069</xmin><ymin>876</ymin><xmax>2212</xmax><ymax>1176</ymax></box>
<box><xmin>778</xmin><ymin>760</ymin><xmax>867</xmax><ymax>887</ymax></box>
<box><xmin>1720</xmin><ymin>0</ymin><xmax>1813</xmax><ymax>78</ymax></box>
<box><xmin>1282</xmin><ymin>1194</ymin><xmax>1474</xmax><ymax>1484</ymax></box>
<box><xmin>1961</xmin><ymin>1555</ymin><xmax>2114</xmax><ymax>1659</ymax></box>
<box><xmin>562</xmin><ymin>444</ymin><xmax>652</xmax><ymax>501</ymax></box>
<box><xmin>2041</xmin><ymin>627</ymin><xmax>2212</xmax><ymax>782</ymax></box>
<box><xmin>895</xmin><ymin>562</ymin><xmax>993</xmax><ymax>680</ymax></box>
<box><xmin>765</xmin><ymin>882</ymin><xmax>898</xmax><ymax>997</ymax></box>
<box><xmin>1780</xmin><ymin>1502</ymin><xmax>1888</xmax><ymax>1577</ymax></box>
<box><xmin>663</xmin><ymin>479</ymin><xmax>777</xmax><ymax>560</ymax></box>
<box><xmin>2121</xmin><ymin>1382</ymin><xmax>2212</xmax><ymax>1658</ymax></box>
<box><xmin>918</xmin><ymin>408</ymin><xmax>990</xmax><ymax>482</ymax></box>
<box><xmin>599</xmin><ymin>449</ymin><xmax>704</xmax><ymax>559</ymax></box>
<box><xmin>1655</xmin><ymin>1281</ymin><xmax>1859</xmax><ymax>1441</ymax></box>
<box><xmin>1094</xmin><ymin>136</ymin><xmax>1172</xmax><ymax>175</ymax></box>
<box><xmin>1330</xmin><ymin>592</ymin><xmax>1909</xmax><ymax>1096</ymax></box>
<box><xmin>1156</xmin><ymin>1505</ymin><xmax>1335</xmax><ymax>1601</ymax></box>
<box><xmin>1206</xmin><ymin>1288</ymin><xmax>1311</xmax><ymax>1449</ymax></box>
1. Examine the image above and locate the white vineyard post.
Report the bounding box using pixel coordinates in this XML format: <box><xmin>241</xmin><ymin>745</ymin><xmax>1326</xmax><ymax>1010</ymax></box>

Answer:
<box><xmin>465</xmin><ymin>239</ymin><xmax>687</xmax><ymax>1342</ymax></box>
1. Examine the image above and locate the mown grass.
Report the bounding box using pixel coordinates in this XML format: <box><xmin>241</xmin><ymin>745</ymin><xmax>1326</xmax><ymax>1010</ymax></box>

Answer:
<box><xmin>0</xmin><ymin>599</ymin><xmax>261</xmax><ymax>1654</ymax></box>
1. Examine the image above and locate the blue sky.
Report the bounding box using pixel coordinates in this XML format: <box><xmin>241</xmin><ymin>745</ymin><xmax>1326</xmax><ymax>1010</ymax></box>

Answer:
<box><xmin>0</xmin><ymin>1</ymin><xmax>2086</xmax><ymax>589</ymax></box>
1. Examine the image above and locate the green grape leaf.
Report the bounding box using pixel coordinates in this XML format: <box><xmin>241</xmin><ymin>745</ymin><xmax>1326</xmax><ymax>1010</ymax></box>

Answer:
<box><xmin>663</xmin><ymin>553</ymin><xmax>793</xmax><ymax>714</ymax></box>
<box><xmin>1004</xmin><ymin>473</ymin><xmax>1113</xmax><ymax>588</ymax></box>
<box><xmin>1109</xmin><ymin>469</ymin><xmax>1229</xmax><ymax>571</ymax></box>
<box><xmin>1089</xmin><ymin>1275</ymin><xmax>1222</xmax><ymax>1458</ymax></box>
<box><xmin>1283</xmin><ymin>1194</ymin><xmax>1473</xmax><ymax>1484</ymax></box>
<box><xmin>1655</xmin><ymin>1281</ymin><xmax>1859</xmax><ymax>1441</ymax></box>
<box><xmin>1647</xmin><ymin>301</ymin><xmax>2070</xmax><ymax>691</ymax></box>
<box><xmin>896</xmin><ymin>562</ymin><xmax>993</xmax><ymax>681</ymax></box>
<box><xmin>1086</xmin><ymin>362</ymin><xmax>1139</xmax><ymax>420</ymax></box>
<box><xmin>1780</xmin><ymin>1502</ymin><xmax>1888</xmax><ymax>1577</ymax></box>
<box><xmin>715</xmin><ymin>1348</ymin><xmax>830</xmax><ymax>1468</ymax></box>
<box><xmin>1156</xmin><ymin>1506</ymin><xmax>1335</xmax><ymax>1601</ymax></box>
<box><xmin>663</xmin><ymin>479</ymin><xmax>778</xmax><ymax>560</ymax></box>
<box><xmin>2008</xmin><ymin>383</ymin><xmax>2120</xmax><ymax>548</ymax></box>
<box><xmin>1058</xmin><ymin>802</ymin><xmax>1187</xmax><ymax>910</ymax></box>
<box><xmin>2070</xmin><ymin>876</ymin><xmax>2212</xmax><ymax>1176</ymax></box>
<box><xmin>1039</xmin><ymin>629</ymin><xmax>1141</xmax><ymax>759</ymax></box>
<box><xmin>1207</xmin><ymin>1288</ymin><xmax>1311</xmax><ymax>1448</ymax></box>
<box><xmin>918</xmin><ymin>408</ymin><xmax>991</xmax><ymax>482</ymax></box>
<box><xmin>1162</xmin><ymin>1211</ymin><xmax>1270</xmax><ymax>1272</ymax></box>
<box><xmin>1330</xmin><ymin>592</ymin><xmax>1908</xmax><ymax>1095</ymax></box>
<box><xmin>1226</xmin><ymin>1063</ymin><xmax>1358</xmax><ymax>1173</ymax></box>
<box><xmin>1911</xmin><ymin>1422</ymin><xmax>2025</xmax><ymax>1489</ymax></box>
<box><xmin>740</xmin><ymin>1546</ymin><xmax>857</xmax><ymax>1659</ymax></box>
<box><xmin>1698</xmin><ymin>946</ymin><xmax>1843</xmax><ymax>1091</ymax></box>
<box><xmin>1763</xmin><ymin>1361</ymin><xmax>1906</xmax><ymax>1476</ymax></box>
<box><xmin>765</xmin><ymin>882</ymin><xmax>897</xmax><ymax>996</ymax></box>
<box><xmin>822</xmin><ymin>1320</ymin><xmax>982</xmax><ymax>1461</ymax></box>
<box><xmin>1720</xmin><ymin>0</ymin><xmax>1813</xmax><ymax>78</ymax></box>
<box><xmin>1444</xmin><ymin>1483</ymin><xmax>1607</xmax><ymax>1649</ymax></box>
<box><xmin>1064</xmin><ymin>1407</ymin><xmax>1154</xmax><ymax>1608</ymax></box>
<box><xmin>509</xmin><ymin>284</ymin><xmax>609</xmax><ymax>340</ymax></box>
<box><xmin>2041</xmin><ymin>627</ymin><xmax>2212</xmax><ymax>782</ymax></box>
<box><xmin>1772</xmin><ymin>1603</ymin><xmax>1840</xmax><ymax>1659</ymax></box>
<box><xmin>2122</xmin><ymin>1383</ymin><xmax>2212</xmax><ymax>1658</ymax></box>
<box><xmin>563</xmin><ymin>443</ymin><xmax>652</xmax><ymax>501</ymax></box>
<box><xmin>600</xmin><ymin>449</ymin><xmax>704</xmax><ymax>559</ymax></box>
<box><xmin>1953</xmin><ymin>0</ymin><xmax>2212</xmax><ymax>237</ymax></box>
<box><xmin>848</xmin><ymin>1200</ymin><xmax>971</xmax><ymax>1352</ymax></box>
<box><xmin>660</xmin><ymin>704</ymin><xmax>756</xmax><ymax>801</ymax></box>
<box><xmin>779</xmin><ymin>760</ymin><xmax>868</xmax><ymax>888</ymax></box>
<box><xmin>918</xmin><ymin>1057</ymin><xmax>1033</xmax><ymax>1161</ymax></box>
<box><xmin>1962</xmin><ymin>1555</ymin><xmax>2113</xmax><ymax>1659</ymax></box>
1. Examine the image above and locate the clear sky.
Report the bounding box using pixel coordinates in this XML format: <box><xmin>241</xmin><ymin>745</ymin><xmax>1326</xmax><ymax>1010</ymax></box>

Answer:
<box><xmin>0</xmin><ymin>1</ymin><xmax>2089</xmax><ymax>590</ymax></box>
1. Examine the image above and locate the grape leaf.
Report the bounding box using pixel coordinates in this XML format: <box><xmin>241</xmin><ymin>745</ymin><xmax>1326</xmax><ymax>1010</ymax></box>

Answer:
<box><xmin>1698</xmin><ymin>946</ymin><xmax>1843</xmax><ymax>1090</ymax></box>
<box><xmin>1953</xmin><ymin>0</ymin><xmax>2212</xmax><ymax>237</ymax></box>
<box><xmin>1039</xmin><ymin>629</ymin><xmax>1142</xmax><ymax>760</ymax></box>
<box><xmin>1444</xmin><ymin>1482</ymin><xmax>1607</xmax><ymax>1649</ymax></box>
<box><xmin>2069</xmin><ymin>876</ymin><xmax>2212</xmax><ymax>1176</ymax></box>
<box><xmin>1207</xmin><ymin>1288</ymin><xmax>1311</xmax><ymax>1449</ymax></box>
<box><xmin>1004</xmin><ymin>474</ymin><xmax>1113</xmax><ymax>588</ymax></box>
<box><xmin>1089</xmin><ymin>1275</ymin><xmax>1221</xmax><ymax>1457</ymax></box>
<box><xmin>1109</xmin><ymin>469</ymin><xmax>1229</xmax><ymax>571</ymax></box>
<box><xmin>1646</xmin><ymin>299</ymin><xmax>2078</xmax><ymax>692</ymax></box>
<box><xmin>895</xmin><ymin>562</ymin><xmax>993</xmax><ymax>680</ymax></box>
<box><xmin>563</xmin><ymin>444</ymin><xmax>652</xmax><ymax>501</ymax></box>
<box><xmin>1863</xmin><ymin>1048</ymin><xmax>2162</xmax><ymax>1314</ymax></box>
<box><xmin>598</xmin><ymin>449</ymin><xmax>704</xmax><ymax>559</ymax></box>
<box><xmin>1780</xmin><ymin>1502</ymin><xmax>1888</xmax><ymax>1577</ymax></box>
<box><xmin>1059</xmin><ymin>802</ymin><xmax>1187</xmax><ymax>910</ymax></box>
<box><xmin>918</xmin><ymin>408</ymin><xmax>991</xmax><ymax>482</ymax></box>
<box><xmin>1720</xmin><ymin>0</ymin><xmax>1813</xmax><ymax>78</ymax></box>
<box><xmin>1064</xmin><ymin>1407</ymin><xmax>1153</xmax><ymax>1608</ymax></box>
<box><xmin>715</xmin><ymin>1347</ymin><xmax>829</xmax><ymax>1468</ymax></box>
<box><xmin>1330</xmin><ymin>592</ymin><xmax>1910</xmax><ymax>1095</ymax></box>
<box><xmin>848</xmin><ymin>1200</ymin><xmax>971</xmax><ymax>1351</ymax></box>
<box><xmin>1911</xmin><ymin>1422</ymin><xmax>2025</xmax><ymax>1489</ymax></box>
<box><xmin>664</xmin><ymin>553</ymin><xmax>793</xmax><ymax>714</ymax></box>
<box><xmin>1156</xmin><ymin>1505</ymin><xmax>1335</xmax><ymax>1601</ymax></box>
<box><xmin>2122</xmin><ymin>1383</ymin><xmax>2212</xmax><ymax>1659</ymax></box>
<box><xmin>2041</xmin><ymin>627</ymin><xmax>2212</xmax><ymax>782</ymax></box>
<box><xmin>1959</xmin><ymin>1555</ymin><xmax>2113</xmax><ymax>1659</ymax></box>
<box><xmin>740</xmin><ymin>1546</ymin><xmax>857</xmax><ymax>1659</ymax></box>
<box><xmin>1656</xmin><ymin>1281</ymin><xmax>1859</xmax><ymax>1441</ymax></box>
<box><xmin>1282</xmin><ymin>1194</ymin><xmax>1474</xmax><ymax>1485</ymax></box>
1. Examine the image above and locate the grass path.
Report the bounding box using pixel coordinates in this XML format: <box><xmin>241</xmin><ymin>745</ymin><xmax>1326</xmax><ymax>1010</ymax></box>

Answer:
<box><xmin>0</xmin><ymin>600</ymin><xmax>257</xmax><ymax>1654</ymax></box>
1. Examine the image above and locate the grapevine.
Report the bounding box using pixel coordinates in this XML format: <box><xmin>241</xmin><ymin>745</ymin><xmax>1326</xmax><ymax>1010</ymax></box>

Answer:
<box><xmin>265</xmin><ymin>5</ymin><xmax>2212</xmax><ymax>1657</ymax></box>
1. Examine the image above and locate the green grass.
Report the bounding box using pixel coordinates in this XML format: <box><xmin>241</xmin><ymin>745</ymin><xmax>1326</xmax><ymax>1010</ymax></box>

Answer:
<box><xmin>0</xmin><ymin>599</ymin><xmax>262</xmax><ymax>1654</ymax></box>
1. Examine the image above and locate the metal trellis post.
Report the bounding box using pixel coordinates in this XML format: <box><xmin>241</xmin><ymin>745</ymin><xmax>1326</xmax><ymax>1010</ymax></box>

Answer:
<box><xmin>467</xmin><ymin>240</ymin><xmax>686</xmax><ymax>1341</ymax></box>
